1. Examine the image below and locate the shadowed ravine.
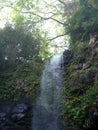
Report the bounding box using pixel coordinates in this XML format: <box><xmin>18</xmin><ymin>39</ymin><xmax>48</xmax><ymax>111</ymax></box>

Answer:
<box><xmin>32</xmin><ymin>55</ymin><xmax>63</xmax><ymax>130</ymax></box>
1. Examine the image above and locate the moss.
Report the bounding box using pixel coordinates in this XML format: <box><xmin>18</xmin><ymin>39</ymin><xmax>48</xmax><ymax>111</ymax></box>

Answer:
<box><xmin>0</xmin><ymin>60</ymin><xmax>43</xmax><ymax>101</ymax></box>
<box><xmin>60</xmin><ymin>43</ymin><xmax>98</xmax><ymax>130</ymax></box>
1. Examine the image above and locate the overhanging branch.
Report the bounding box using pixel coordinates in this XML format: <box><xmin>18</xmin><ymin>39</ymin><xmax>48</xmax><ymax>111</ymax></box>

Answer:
<box><xmin>21</xmin><ymin>11</ymin><xmax>64</xmax><ymax>25</ymax></box>
<box><xmin>51</xmin><ymin>18</ymin><xmax>64</xmax><ymax>25</ymax></box>
<box><xmin>58</xmin><ymin>0</ymin><xmax>66</xmax><ymax>5</ymax></box>
<box><xmin>48</xmin><ymin>33</ymin><xmax>66</xmax><ymax>41</ymax></box>
<box><xmin>0</xmin><ymin>3</ymin><xmax>65</xmax><ymax>25</ymax></box>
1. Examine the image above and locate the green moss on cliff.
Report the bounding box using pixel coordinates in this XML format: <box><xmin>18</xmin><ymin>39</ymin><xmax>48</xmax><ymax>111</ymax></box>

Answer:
<box><xmin>60</xmin><ymin>42</ymin><xmax>98</xmax><ymax>130</ymax></box>
<box><xmin>0</xmin><ymin>60</ymin><xmax>43</xmax><ymax>101</ymax></box>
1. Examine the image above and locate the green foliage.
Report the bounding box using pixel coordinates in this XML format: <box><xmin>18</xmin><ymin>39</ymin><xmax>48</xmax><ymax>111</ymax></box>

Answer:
<box><xmin>0</xmin><ymin>24</ymin><xmax>43</xmax><ymax>68</ymax></box>
<box><xmin>0</xmin><ymin>22</ymin><xmax>46</xmax><ymax>101</ymax></box>
<box><xmin>60</xmin><ymin>86</ymin><xmax>94</xmax><ymax>129</ymax></box>
<box><xmin>66</xmin><ymin>1</ymin><xmax>98</xmax><ymax>43</ymax></box>
<box><xmin>61</xmin><ymin>1</ymin><xmax>98</xmax><ymax>128</ymax></box>
<box><xmin>60</xmin><ymin>39</ymin><xmax>98</xmax><ymax>129</ymax></box>
<box><xmin>0</xmin><ymin>60</ymin><xmax>43</xmax><ymax>101</ymax></box>
<box><xmin>60</xmin><ymin>66</ymin><xmax>98</xmax><ymax>129</ymax></box>
<box><xmin>79</xmin><ymin>0</ymin><xmax>98</xmax><ymax>10</ymax></box>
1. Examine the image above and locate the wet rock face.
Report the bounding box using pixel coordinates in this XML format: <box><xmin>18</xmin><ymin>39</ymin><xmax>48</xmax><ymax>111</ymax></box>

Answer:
<box><xmin>12</xmin><ymin>103</ymin><xmax>28</xmax><ymax>113</ymax></box>
<box><xmin>83</xmin><ymin>102</ymin><xmax>98</xmax><ymax>130</ymax></box>
<box><xmin>11</xmin><ymin>113</ymin><xmax>25</xmax><ymax>121</ymax></box>
<box><xmin>89</xmin><ymin>103</ymin><xmax>98</xmax><ymax>122</ymax></box>
<box><xmin>0</xmin><ymin>101</ymin><xmax>32</xmax><ymax>130</ymax></box>
<box><xmin>11</xmin><ymin>103</ymin><xmax>28</xmax><ymax>122</ymax></box>
<box><xmin>63</xmin><ymin>50</ymin><xmax>73</xmax><ymax>66</ymax></box>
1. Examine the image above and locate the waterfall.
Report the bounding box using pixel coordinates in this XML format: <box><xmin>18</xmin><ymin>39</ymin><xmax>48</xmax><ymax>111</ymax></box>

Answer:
<box><xmin>32</xmin><ymin>54</ymin><xmax>63</xmax><ymax>130</ymax></box>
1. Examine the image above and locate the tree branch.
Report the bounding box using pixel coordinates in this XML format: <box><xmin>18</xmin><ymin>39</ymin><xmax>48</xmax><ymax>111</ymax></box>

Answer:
<box><xmin>1</xmin><ymin>3</ymin><xmax>65</xmax><ymax>25</ymax></box>
<box><xmin>48</xmin><ymin>33</ymin><xmax>66</xmax><ymax>41</ymax></box>
<box><xmin>51</xmin><ymin>18</ymin><xmax>64</xmax><ymax>25</ymax></box>
<box><xmin>58</xmin><ymin>0</ymin><xmax>66</xmax><ymax>5</ymax></box>
<box><xmin>20</xmin><ymin>11</ymin><xmax>64</xmax><ymax>25</ymax></box>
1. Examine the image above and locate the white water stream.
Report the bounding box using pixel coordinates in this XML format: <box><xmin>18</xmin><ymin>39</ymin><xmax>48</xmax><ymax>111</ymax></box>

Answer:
<box><xmin>32</xmin><ymin>55</ymin><xmax>63</xmax><ymax>130</ymax></box>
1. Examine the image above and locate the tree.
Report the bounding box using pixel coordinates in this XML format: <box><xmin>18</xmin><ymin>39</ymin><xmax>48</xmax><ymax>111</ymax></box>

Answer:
<box><xmin>65</xmin><ymin>0</ymin><xmax>98</xmax><ymax>43</ymax></box>
<box><xmin>0</xmin><ymin>0</ymin><xmax>67</xmax><ymax>54</ymax></box>
<box><xmin>0</xmin><ymin>24</ymin><xmax>43</xmax><ymax>68</ymax></box>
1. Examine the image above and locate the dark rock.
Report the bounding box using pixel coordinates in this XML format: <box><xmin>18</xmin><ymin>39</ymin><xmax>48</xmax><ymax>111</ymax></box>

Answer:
<box><xmin>0</xmin><ymin>112</ymin><xmax>6</xmax><ymax>118</ymax></box>
<box><xmin>63</xmin><ymin>59</ymin><xmax>70</xmax><ymax>65</ymax></box>
<box><xmin>11</xmin><ymin>113</ymin><xmax>25</xmax><ymax>121</ymax></box>
<box><xmin>12</xmin><ymin>103</ymin><xmax>28</xmax><ymax>113</ymax></box>
<box><xmin>11</xmin><ymin>103</ymin><xmax>29</xmax><ymax>123</ymax></box>
<box><xmin>0</xmin><ymin>101</ymin><xmax>32</xmax><ymax>130</ymax></box>
<box><xmin>88</xmin><ymin>103</ymin><xmax>98</xmax><ymax>130</ymax></box>
<box><xmin>63</xmin><ymin>50</ymin><xmax>73</xmax><ymax>66</ymax></box>
<box><xmin>74</xmin><ymin>64</ymin><xmax>82</xmax><ymax>70</ymax></box>
<box><xmin>2</xmin><ymin>125</ymin><xmax>23</xmax><ymax>130</ymax></box>
<box><xmin>79</xmin><ymin>57</ymin><xmax>86</xmax><ymax>63</ymax></box>
<box><xmin>70</xmin><ymin>87</ymin><xmax>83</xmax><ymax>95</ymax></box>
<box><xmin>93</xmin><ymin>111</ymin><xmax>98</xmax><ymax>120</ymax></box>
<box><xmin>0</xmin><ymin>116</ymin><xmax>15</xmax><ymax>129</ymax></box>
<box><xmin>0</xmin><ymin>112</ymin><xmax>8</xmax><ymax>126</ymax></box>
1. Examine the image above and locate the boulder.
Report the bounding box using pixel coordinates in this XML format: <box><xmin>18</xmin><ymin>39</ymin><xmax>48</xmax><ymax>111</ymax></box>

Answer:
<box><xmin>11</xmin><ymin>103</ymin><xmax>29</xmax><ymax>123</ymax></box>
<box><xmin>0</xmin><ymin>112</ymin><xmax>8</xmax><ymax>127</ymax></box>
<box><xmin>89</xmin><ymin>103</ymin><xmax>98</xmax><ymax>127</ymax></box>
<box><xmin>11</xmin><ymin>113</ymin><xmax>25</xmax><ymax>121</ymax></box>
<box><xmin>0</xmin><ymin>112</ymin><xmax>6</xmax><ymax>118</ymax></box>
<box><xmin>0</xmin><ymin>101</ymin><xmax>32</xmax><ymax>130</ymax></box>
<box><xmin>93</xmin><ymin>111</ymin><xmax>98</xmax><ymax>120</ymax></box>
<box><xmin>12</xmin><ymin>103</ymin><xmax>28</xmax><ymax>114</ymax></box>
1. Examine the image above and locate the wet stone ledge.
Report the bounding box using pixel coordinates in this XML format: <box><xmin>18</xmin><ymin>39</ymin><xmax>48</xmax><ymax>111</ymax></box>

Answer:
<box><xmin>0</xmin><ymin>100</ymin><xmax>32</xmax><ymax>130</ymax></box>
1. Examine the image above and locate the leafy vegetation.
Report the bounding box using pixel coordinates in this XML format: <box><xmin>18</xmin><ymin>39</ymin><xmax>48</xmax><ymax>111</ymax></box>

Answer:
<box><xmin>60</xmin><ymin>0</ymin><xmax>98</xmax><ymax>129</ymax></box>
<box><xmin>0</xmin><ymin>0</ymin><xmax>66</xmax><ymax>102</ymax></box>
<box><xmin>0</xmin><ymin>0</ymin><xmax>98</xmax><ymax>129</ymax></box>
<box><xmin>66</xmin><ymin>0</ymin><xmax>98</xmax><ymax>43</ymax></box>
<box><xmin>0</xmin><ymin>24</ymin><xmax>45</xmax><ymax>101</ymax></box>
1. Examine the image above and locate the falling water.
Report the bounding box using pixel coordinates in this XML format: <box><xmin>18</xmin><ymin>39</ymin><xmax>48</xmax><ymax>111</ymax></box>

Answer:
<box><xmin>32</xmin><ymin>54</ymin><xmax>63</xmax><ymax>130</ymax></box>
